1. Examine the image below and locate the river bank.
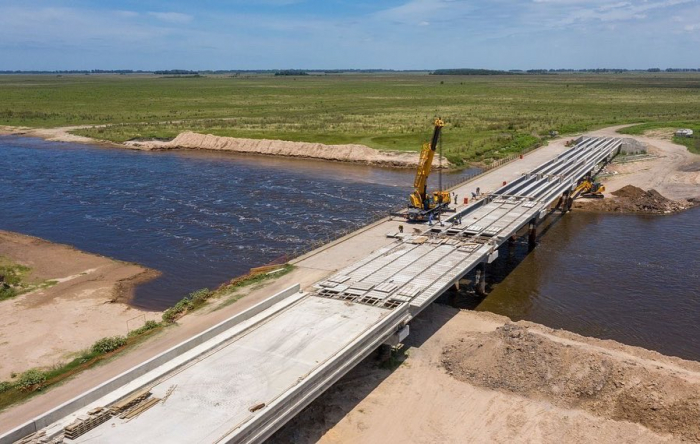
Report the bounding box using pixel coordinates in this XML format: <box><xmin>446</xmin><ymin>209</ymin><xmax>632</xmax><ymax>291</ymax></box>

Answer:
<box><xmin>0</xmin><ymin>230</ymin><xmax>159</xmax><ymax>380</ymax></box>
<box><xmin>271</xmin><ymin>304</ymin><xmax>700</xmax><ymax>443</ymax></box>
<box><xmin>1</xmin><ymin>129</ymin><xmax>699</xmax><ymax>440</ymax></box>
<box><xmin>568</xmin><ymin>125</ymin><xmax>700</xmax><ymax>214</ymax></box>
<box><xmin>0</xmin><ymin>136</ymin><xmax>573</xmax><ymax>432</ymax></box>
<box><xmin>0</xmin><ymin>125</ymin><xmax>443</xmax><ymax>169</ymax></box>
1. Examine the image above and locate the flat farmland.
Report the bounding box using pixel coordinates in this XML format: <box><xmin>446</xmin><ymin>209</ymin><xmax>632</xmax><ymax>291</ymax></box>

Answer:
<box><xmin>1</xmin><ymin>73</ymin><xmax>699</xmax><ymax>163</ymax></box>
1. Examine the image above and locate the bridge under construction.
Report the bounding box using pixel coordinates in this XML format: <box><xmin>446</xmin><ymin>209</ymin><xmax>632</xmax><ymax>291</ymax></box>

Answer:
<box><xmin>3</xmin><ymin>137</ymin><xmax>621</xmax><ymax>444</ymax></box>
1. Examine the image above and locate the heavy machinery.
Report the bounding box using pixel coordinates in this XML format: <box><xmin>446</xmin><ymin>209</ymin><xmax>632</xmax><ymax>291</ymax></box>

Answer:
<box><xmin>407</xmin><ymin>118</ymin><xmax>451</xmax><ymax>221</ymax></box>
<box><xmin>573</xmin><ymin>175</ymin><xmax>606</xmax><ymax>198</ymax></box>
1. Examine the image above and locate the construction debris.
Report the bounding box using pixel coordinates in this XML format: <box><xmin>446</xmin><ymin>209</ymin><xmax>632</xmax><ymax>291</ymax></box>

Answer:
<box><xmin>121</xmin><ymin>397</ymin><xmax>161</xmax><ymax>420</ymax></box>
<box><xmin>161</xmin><ymin>384</ymin><xmax>177</xmax><ymax>405</ymax></box>
<box><xmin>63</xmin><ymin>408</ymin><xmax>113</xmax><ymax>440</ymax></box>
<box><xmin>109</xmin><ymin>388</ymin><xmax>151</xmax><ymax>414</ymax></box>
<box><xmin>13</xmin><ymin>430</ymin><xmax>45</xmax><ymax>444</ymax></box>
<box><xmin>249</xmin><ymin>402</ymin><xmax>266</xmax><ymax>413</ymax></box>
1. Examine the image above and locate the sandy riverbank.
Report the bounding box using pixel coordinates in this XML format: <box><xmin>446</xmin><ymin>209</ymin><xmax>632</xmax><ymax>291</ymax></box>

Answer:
<box><xmin>1</xmin><ymin>127</ymin><xmax>698</xmax><ymax>440</ymax></box>
<box><xmin>567</xmin><ymin>127</ymin><xmax>700</xmax><ymax>214</ymax></box>
<box><xmin>0</xmin><ymin>231</ymin><xmax>159</xmax><ymax>380</ymax></box>
<box><xmin>126</xmin><ymin>131</ymin><xmax>441</xmax><ymax>168</ymax></box>
<box><xmin>0</xmin><ymin>125</ymin><xmax>104</xmax><ymax>146</ymax></box>
<box><xmin>1</xmin><ymin>125</ymin><xmax>445</xmax><ymax>169</ymax></box>
<box><xmin>591</xmin><ymin>127</ymin><xmax>700</xmax><ymax>200</ymax></box>
<box><xmin>271</xmin><ymin>304</ymin><xmax>700</xmax><ymax>443</ymax></box>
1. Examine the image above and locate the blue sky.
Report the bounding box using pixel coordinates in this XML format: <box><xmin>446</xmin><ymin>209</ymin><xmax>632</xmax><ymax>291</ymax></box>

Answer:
<box><xmin>0</xmin><ymin>0</ymin><xmax>698</xmax><ymax>70</ymax></box>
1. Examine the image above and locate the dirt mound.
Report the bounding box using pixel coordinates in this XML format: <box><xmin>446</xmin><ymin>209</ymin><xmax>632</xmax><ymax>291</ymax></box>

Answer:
<box><xmin>611</xmin><ymin>184</ymin><xmax>647</xmax><ymax>199</ymax></box>
<box><xmin>442</xmin><ymin>324</ymin><xmax>700</xmax><ymax>441</ymax></box>
<box><xmin>574</xmin><ymin>185</ymin><xmax>694</xmax><ymax>214</ymax></box>
<box><xmin>126</xmin><ymin>131</ymin><xmax>449</xmax><ymax>169</ymax></box>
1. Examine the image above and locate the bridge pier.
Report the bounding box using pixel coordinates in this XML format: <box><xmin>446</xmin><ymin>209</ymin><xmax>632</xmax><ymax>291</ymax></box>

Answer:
<box><xmin>528</xmin><ymin>221</ymin><xmax>537</xmax><ymax>250</ymax></box>
<box><xmin>556</xmin><ymin>190</ymin><xmax>570</xmax><ymax>212</ymax></box>
<box><xmin>566</xmin><ymin>194</ymin><xmax>575</xmax><ymax>212</ymax></box>
<box><xmin>475</xmin><ymin>262</ymin><xmax>488</xmax><ymax>296</ymax></box>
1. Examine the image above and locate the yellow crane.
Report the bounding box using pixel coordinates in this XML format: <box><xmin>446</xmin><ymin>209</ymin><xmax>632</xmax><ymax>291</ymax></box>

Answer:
<box><xmin>407</xmin><ymin>118</ymin><xmax>451</xmax><ymax>221</ymax></box>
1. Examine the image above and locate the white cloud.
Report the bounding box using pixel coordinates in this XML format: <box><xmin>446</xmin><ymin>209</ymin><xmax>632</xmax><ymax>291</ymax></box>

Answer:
<box><xmin>147</xmin><ymin>12</ymin><xmax>193</xmax><ymax>24</ymax></box>
<box><xmin>0</xmin><ymin>0</ymin><xmax>698</xmax><ymax>70</ymax></box>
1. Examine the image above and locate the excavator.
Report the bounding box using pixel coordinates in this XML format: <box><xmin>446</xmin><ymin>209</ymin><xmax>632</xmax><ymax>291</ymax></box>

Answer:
<box><xmin>407</xmin><ymin>118</ymin><xmax>452</xmax><ymax>221</ymax></box>
<box><xmin>573</xmin><ymin>175</ymin><xmax>606</xmax><ymax>198</ymax></box>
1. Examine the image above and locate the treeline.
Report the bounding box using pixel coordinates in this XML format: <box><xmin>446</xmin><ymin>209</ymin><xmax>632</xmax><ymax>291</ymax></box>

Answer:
<box><xmin>153</xmin><ymin>69</ymin><xmax>199</xmax><ymax>75</ymax></box>
<box><xmin>274</xmin><ymin>70</ymin><xmax>309</xmax><ymax>76</ymax></box>
<box><xmin>432</xmin><ymin>68</ymin><xmax>700</xmax><ymax>75</ymax></box>
<box><xmin>0</xmin><ymin>69</ymin><xmax>145</xmax><ymax>74</ymax></box>
<box><xmin>432</xmin><ymin>69</ymin><xmax>515</xmax><ymax>76</ymax></box>
<box><xmin>0</xmin><ymin>68</ymin><xmax>422</xmax><ymax>75</ymax></box>
<box><xmin>1</xmin><ymin>68</ymin><xmax>699</xmax><ymax>75</ymax></box>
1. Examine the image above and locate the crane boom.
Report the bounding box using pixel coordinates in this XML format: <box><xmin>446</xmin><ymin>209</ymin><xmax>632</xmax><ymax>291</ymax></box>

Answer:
<box><xmin>410</xmin><ymin>118</ymin><xmax>446</xmax><ymax>210</ymax></box>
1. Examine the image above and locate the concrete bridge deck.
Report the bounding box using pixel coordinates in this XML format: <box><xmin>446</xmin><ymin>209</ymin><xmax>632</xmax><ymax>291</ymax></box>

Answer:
<box><xmin>2</xmin><ymin>137</ymin><xmax>621</xmax><ymax>444</ymax></box>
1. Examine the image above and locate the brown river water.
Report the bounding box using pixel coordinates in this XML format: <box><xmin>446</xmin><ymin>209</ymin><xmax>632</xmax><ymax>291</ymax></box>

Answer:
<box><xmin>2</xmin><ymin>136</ymin><xmax>699</xmax><ymax>361</ymax></box>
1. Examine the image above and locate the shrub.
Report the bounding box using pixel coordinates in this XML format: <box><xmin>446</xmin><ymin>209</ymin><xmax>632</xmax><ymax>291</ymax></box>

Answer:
<box><xmin>161</xmin><ymin>307</ymin><xmax>180</xmax><ymax>324</ymax></box>
<box><xmin>0</xmin><ymin>381</ymin><xmax>13</xmax><ymax>393</ymax></box>
<box><xmin>189</xmin><ymin>289</ymin><xmax>210</xmax><ymax>306</ymax></box>
<box><xmin>127</xmin><ymin>320</ymin><xmax>161</xmax><ymax>338</ymax></box>
<box><xmin>162</xmin><ymin>288</ymin><xmax>211</xmax><ymax>323</ymax></box>
<box><xmin>91</xmin><ymin>336</ymin><xmax>127</xmax><ymax>354</ymax></box>
<box><xmin>0</xmin><ymin>287</ymin><xmax>16</xmax><ymax>301</ymax></box>
<box><xmin>17</xmin><ymin>369</ymin><xmax>46</xmax><ymax>391</ymax></box>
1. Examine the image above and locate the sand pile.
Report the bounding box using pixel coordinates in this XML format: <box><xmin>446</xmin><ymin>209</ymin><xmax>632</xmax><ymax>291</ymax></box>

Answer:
<box><xmin>574</xmin><ymin>185</ymin><xmax>694</xmax><ymax>214</ymax></box>
<box><xmin>126</xmin><ymin>132</ymin><xmax>449</xmax><ymax>169</ymax></box>
<box><xmin>442</xmin><ymin>323</ymin><xmax>700</xmax><ymax>442</ymax></box>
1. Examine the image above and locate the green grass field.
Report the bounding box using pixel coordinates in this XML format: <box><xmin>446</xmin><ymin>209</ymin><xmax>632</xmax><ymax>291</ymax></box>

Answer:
<box><xmin>1</xmin><ymin>73</ymin><xmax>699</xmax><ymax>164</ymax></box>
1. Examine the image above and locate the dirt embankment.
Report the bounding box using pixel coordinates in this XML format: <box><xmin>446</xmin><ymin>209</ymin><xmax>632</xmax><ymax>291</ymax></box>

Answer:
<box><xmin>0</xmin><ymin>230</ymin><xmax>160</xmax><ymax>380</ymax></box>
<box><xmin>2</xmin><ymin>125</ymin><xmax>448</xmax><ymax>168</ymax></box>
<box><xmin>442</xmin><ymin>323</ymin><xmax>700</xmax><ymax>442</ymax></box>
<box><xmin>272</xmin><ymin>305</ymin><xmax>700</xmax><ymax>443</ymax></box>
<box><xmin>587</xmin><ymin>126</ymin><xmax>700</xmax><ymax>202</ymax></box>
<box><xmin>573</xmin><ymin>185</ymin><xmax>697</xmax><ymax>214</ymax></box>
<box><xmin>125</xmin><ymin>131</ymin><xmax>445</xmax><ymax>168</ymax></box>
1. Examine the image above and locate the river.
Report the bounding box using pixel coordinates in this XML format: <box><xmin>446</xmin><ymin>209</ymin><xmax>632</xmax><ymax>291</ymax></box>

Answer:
<box><xmin>2</xmin><ymin>135</ymin><xmax>698</xmax><ymax>361</ymax></box>
<box><xmin>475</xmin><ymin>207</ymin><xmax>700</xmax><ymax>361</ymax></box>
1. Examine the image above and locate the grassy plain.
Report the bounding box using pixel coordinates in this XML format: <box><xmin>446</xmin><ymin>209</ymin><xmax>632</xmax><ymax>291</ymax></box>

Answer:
<box><xmin>1</xmin><ymin>73</ymin><xmax>699</xmax><ymax>163</ymax></box>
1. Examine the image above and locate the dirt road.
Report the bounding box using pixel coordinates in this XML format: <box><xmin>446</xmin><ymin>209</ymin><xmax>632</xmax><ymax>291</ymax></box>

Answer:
<box><xmin>589</xmin><ymin>126</ymin><xmax>700</xmax><ymax>201</ymax></box>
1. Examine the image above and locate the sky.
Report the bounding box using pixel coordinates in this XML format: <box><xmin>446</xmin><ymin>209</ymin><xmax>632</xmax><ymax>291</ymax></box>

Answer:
<box><xmin>0</xmin><ymin>0</ymin><xmax>698</xmax><ymax>70</ymax></box>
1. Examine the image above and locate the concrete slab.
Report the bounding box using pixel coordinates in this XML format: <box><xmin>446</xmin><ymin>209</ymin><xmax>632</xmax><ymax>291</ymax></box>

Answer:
<box><xmin>72</xmin><ymin>297</ymin><xmax>390</xmax><ymax>444</ymax></box>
